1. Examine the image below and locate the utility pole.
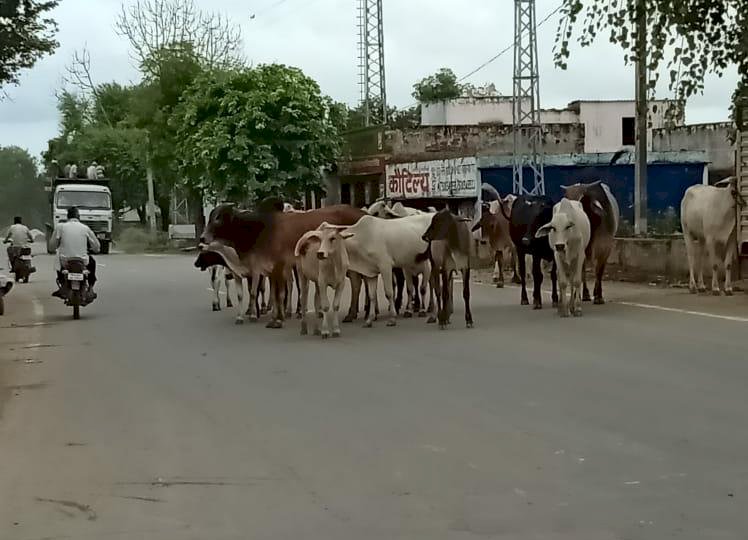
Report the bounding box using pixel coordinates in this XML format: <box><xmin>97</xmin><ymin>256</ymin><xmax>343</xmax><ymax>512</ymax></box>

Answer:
<box><xmin>512</xmin><ymin>0</ymin><xmax>545</xmax><ymax>196</ymax></box>
<box><xmin>357</xmin><ymin>0</ymin><xmax>386</xmax><ymax>126</ymax></box>
<box><xmin>634</xmin><ymin>0</ymin><xmax>648</xmax><ymax>236</ymax></box>
<box><xmin>145</xmin><ymin>133</ymin><xmax>157</xmax><ymax>233</ymax></box>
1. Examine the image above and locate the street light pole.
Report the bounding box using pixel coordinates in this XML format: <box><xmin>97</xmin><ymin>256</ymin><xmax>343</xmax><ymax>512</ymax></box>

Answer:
<box><xmin>634</xmin><ymin>0</ymin><xmax>648</xmax><ymax>236</ymax></box>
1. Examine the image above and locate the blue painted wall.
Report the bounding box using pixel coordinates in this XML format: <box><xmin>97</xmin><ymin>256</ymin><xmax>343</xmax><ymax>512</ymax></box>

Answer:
<box><xmin>480</xmin><ymin>163</ymin><xmax>705</xmax><ymax>229</ymax></box>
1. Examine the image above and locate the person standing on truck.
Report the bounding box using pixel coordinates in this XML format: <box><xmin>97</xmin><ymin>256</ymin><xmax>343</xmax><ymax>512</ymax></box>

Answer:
<box><xmin>4</xmin><ymin>216</ymin><xmax>34</xmax><ymax>270</ymax></box>
<box><xmin>52</xmin><ymin>207</ymin><xmax>100</xmax><ymax>300</ymax></box>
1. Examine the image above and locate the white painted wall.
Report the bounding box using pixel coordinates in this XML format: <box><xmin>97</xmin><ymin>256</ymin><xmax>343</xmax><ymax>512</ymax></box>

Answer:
<box><xmin>578</xmin><ymin>101</ymin><xmax>676</xmax><ymax>153</ymax></box>
<box><xmin>421</xmin><ymin>97</ymin><xmax>517</xmax><ymax>126</ymax></box>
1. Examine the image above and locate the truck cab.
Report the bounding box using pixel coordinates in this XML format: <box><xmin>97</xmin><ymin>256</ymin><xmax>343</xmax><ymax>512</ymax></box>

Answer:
<box><xmin>46</xmin><ymin>179</ymin><xmax>114</xmax><ymax>255</ymax></box>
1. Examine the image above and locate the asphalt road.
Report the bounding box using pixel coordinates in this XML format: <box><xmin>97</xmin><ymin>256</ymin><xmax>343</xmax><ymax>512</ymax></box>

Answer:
<box><xmin>1</xmin><ymin>250</ymin><xmax>748</xmax><ymax>540</ymax></box>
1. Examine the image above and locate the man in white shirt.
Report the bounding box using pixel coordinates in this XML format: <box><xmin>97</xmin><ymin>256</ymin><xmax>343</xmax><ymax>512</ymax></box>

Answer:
<box><xmin>52</xmin><ymin>207</ymin><xmax>100</xmax><ymax>299</ymax></box>
<box><xmin>4</xmin><ymin>216</ymin><xmax>34</xmax><ymax>270</ymax></box>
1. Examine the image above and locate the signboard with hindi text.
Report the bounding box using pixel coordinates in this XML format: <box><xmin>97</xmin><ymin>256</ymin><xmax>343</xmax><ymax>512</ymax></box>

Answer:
<box><xmin>385</xmin><ymin>157</ymin><xmax>479</xmax><ymax>199</ymax></box>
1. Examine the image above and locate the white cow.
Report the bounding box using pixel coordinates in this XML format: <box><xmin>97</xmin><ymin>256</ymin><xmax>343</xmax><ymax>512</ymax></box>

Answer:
<box><xmin>366</xmin><ymin>200</ymin><xmax>436</xmax><ymax>218</ymax></box>
<box><xmin>210</xmin><ymin>265</ymin><xmax>237</xmax><ymax>311</ymax></box>
<box><xmin>681</xmin><ymin>177</ymin><xmax>743</xmax><ymax>296</ymax></box>
<box><xmin>295</xmin><ymin>223</ymin><xmax>353</xmax><ymax>338</ymax></box>
<box><xmin>341</xmin><ymin>214</ymin><xmax>434</xmax><ymax>327</ymax></box>
<box><xmin>536</xmin><ymin>198</ymin><xmax>591</xmax><ymax>318</ymax></box>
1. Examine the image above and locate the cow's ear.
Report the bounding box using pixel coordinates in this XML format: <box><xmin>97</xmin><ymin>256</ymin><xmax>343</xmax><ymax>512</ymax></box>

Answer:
<box><xmin>535</xmin><ymin>223</ymin><xmax>553</xmax><ymax>238</ymax></box>
<box><xmin>471</xmin><ymin>221</ymin><xmax>482</xmax><ymax>232</ymax></box>
<box><xmin>294</xmin><ymin>231</ymin><xmax>321</xmax><ymax>257</ymax></box>
<box><xmin>592</xmin><ymin>200</ymin><xmax>605</xmax><ymax>217</ymax></box>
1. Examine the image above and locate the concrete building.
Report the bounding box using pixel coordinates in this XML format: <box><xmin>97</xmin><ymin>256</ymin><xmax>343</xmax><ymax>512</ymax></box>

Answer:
<box><xmin>421</xmin><ymin>97</ymin><xmax>683</xmax><ymax>154</ymax></box>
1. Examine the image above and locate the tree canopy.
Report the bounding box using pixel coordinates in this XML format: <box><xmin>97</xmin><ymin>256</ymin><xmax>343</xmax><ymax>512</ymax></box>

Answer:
<box><xmin>554</xmin><ymin>0</ymin><xmax>747</xmax><ymax>104</ymax></box>
<box><xmin>412</xmin><ymin>68</ymin><xmax>464</xmax><ymax>104</ymax></box>
<box><xmin>0</xmin><ymin>146</ymin><xmax>48</xmax><ymax>229</ymax></box>
<box><xmin>0</xmin><ymin>0</ymin><xmax>60</xmax><ymax>88</ymax></box>
<box><xmin>172</xmin><ymin>64</ymin><xmax>343</xmax><ymax>202</ymax></box>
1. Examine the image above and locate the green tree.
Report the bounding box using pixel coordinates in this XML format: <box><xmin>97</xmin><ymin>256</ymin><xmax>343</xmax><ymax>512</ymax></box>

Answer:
<box><xmin>0</xmin><ymin>0</ymin><xmax>60</xmax><ymax>88</ymax></box>
<box><xmin>412</xmin><ymin>68</ymin><xmax>463</xmax><ymax>104</ymax></box>
<box><xmin>0</xmin><ymin>146</ymin><xmax>48</xmax><ymax>229</ymax></box>
<box><xmin>173</xmin><ymin>64</ymin><xmax>343</xmax><ymax>202</ymax></box>
<box><xmin>553</xmin><ymin>0</ymin><xmax>747</xmax><ymax>104</ymax></box>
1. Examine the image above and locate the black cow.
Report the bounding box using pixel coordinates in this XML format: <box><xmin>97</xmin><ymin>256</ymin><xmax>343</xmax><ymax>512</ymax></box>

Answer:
<box><xmin>502</xmin><ymin>195</ymin><xmax>558</xmax><ymax>309</ymax></box>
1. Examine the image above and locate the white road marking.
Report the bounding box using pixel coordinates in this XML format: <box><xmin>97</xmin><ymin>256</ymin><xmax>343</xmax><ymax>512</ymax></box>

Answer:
<box><xmin>617</xmin><ymin>301</ymin><xmax>748</xmax><ymax>324</ymax></box>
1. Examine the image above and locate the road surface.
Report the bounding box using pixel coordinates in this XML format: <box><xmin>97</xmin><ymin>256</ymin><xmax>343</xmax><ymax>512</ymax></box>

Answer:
<box><xmin>1</xmin><ymin>250</ymin><xmax>748</xmax><ymax>540</ymax></box>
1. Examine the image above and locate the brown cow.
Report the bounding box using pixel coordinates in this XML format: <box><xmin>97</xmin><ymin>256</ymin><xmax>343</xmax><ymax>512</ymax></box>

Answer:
<box><xmin>472</xmin><ymin>197</ymin><xmax>520</xmax><ymax>288</ymax></box>
<box><xmin>200</xmin><ymin>203</ymin><xmax>366</xmax><ymax>328</ymax></box>
<box><xmin>422</xmin><ymin>209</ymin><xmax>474</xmax><ymax>329</ymax></box>
<box><xmin>561</xmin><ymin>181</ymin><xmax>620</xmax><ymax>304</ymax></box>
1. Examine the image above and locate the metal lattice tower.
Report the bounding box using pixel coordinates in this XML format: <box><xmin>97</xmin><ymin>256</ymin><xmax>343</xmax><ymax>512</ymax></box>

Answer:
<box><xmin>357</xmin><ymin>0</ymin><xmax>386</xmax><ymax>126</ymax></box>
<box><xmin>512</xmin><ymin>0</ymin><xmax>545</xmax><ymax>195</ymax></box>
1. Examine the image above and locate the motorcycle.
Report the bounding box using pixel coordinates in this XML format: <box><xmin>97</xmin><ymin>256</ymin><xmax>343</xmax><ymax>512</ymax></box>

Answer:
<box><xmin>0</xmin><ymin>274</ymin><xmax>11</xmax><ymax>316</ymax></box>
<box><xmin>58</xmin><ymin>258</ymin><xmax>95</xmax><ymax>320</ymax></box>
<box><xmin>7</xmin><ymin>245</ymin><xmax>36</xmax><ymax>283</ymax></box>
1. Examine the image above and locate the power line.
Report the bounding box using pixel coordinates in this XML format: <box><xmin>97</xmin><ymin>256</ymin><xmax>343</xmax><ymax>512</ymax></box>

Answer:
<box><xmin>459</xmin><ymin>2</ymin><xmax>563</xmax><ymax>82</ymax></box>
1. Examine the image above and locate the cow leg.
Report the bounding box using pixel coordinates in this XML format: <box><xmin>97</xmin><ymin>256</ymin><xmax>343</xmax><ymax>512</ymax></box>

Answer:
<box><xmin>299</xmin><ymin>275</ymin><xmax>311</xmax><ymax>336</ymax></box>
<box><xmin>345</xmin><ymin>271</ymin><xmax>362</xmax><ymax>322</ymax></box>
<box><xmin>518</xmin><ymin>249</ymin><xmax>529</xmax><ymax>305</ymax></box>
<box><xmin>418</xmin><ymin>263</ymin><xmax>430</xmax><ymax>317</ymax></box>
<box><xmin>428</xmin><ymin>271</ymin><xmax>440</xmax><ymax>324</ymax></box>
<box><xmin>462</xmin><ymin>268</ymin><xmax>473</xmax><ymax>328</ymax></box>
<box><xmin>511</xmin><ymin>247</ymin><xmax>522</xmax><ymax>284</ymax></box>
<box><xmin>266</xmin><ymin>269</ymin><xmax>285</xmax><ymax>328</ymax></box>
<box><xmin>557</xmin><ymin>258</ymin><xmax>569</xmax><ymax>317</ymax></box>
<box><xmin>492</xmin><ymin>250</ymin><xmax>500</xmax><ymax>284</ymax></box>
<box><xmin>225</xmin><ymin>275</ymin><xmax>234</xmax><ymax>308</ymax></box>
<box><xmin>593</xmin><ymin>254</ymin><xmax>607</xmax><ymax>304</ymax></box>
<box><xmin>495</xmin><ymin>250</ymin><xmax>505</xmax><ymax>288</ymax></box>
<box><xmin>363</xmin><ymin>276</ymin><xmax>378</xmax><ymax>328</ymax></box>
<box><xmin>403</xmin><ymin>270</ymin><xmax>416</xmax><ymax>318</ymax></box>
<box><xmin>550</xmin><ymin>260</ymin><xmax>559</xmax><ymax>307</ymax></box>
<box><xmin>331</xmin><ymin>282</ymin><xmax>344</xmax><ymax>337</ymax></box>
<box><xmin>294</xmin><ymin>267</ymin><xmax>303</xmax><ymax>319</ymax></box>
<box><xmin>572</xmin><ymin>257</ymin><xmax>585</xmax><ymax>317</ymax></box>
<box><xmin>318</xmin><ymin>282</ymin><xmax>332</xmax><ymax>339</ymax></box>
<box><xmin>581</xmin><ymin>259</ymin><xmax>592</xmax><ymax>302</ymax></box>
<box><xmin>684</xmin><ymin>232</ymin><xmax>699</xmax><ymax>294</ymax></box>
<box><xmin>211</xmin><ymin>268</ymin><xmax>221</xmax><ymax>311</ymax></box>
<box><xmin>236</xmin><ymin>276</ymin><xmax>250</xmax><ymax>324</ymax></box>
<box><xmin>438</xmin><ymin>269</ymin><xmax>450</xmax><ymax>329</ymax></box>
<box><xmin>531</xmin><ymin>255</ymin><xmax>544</xmax><ymax>310</ymax></box>
<box><xmin>380</xmin><ymin>266</ymin><xmax>397</xmax><ymax>326</ymax></box>
<box><xmin>393</xmin><ymin>268</ymin><xmax>405</xmax><ymax>314</ymax></box>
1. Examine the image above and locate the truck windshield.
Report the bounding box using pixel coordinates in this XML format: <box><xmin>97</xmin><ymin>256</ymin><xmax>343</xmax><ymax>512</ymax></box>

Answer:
<box><xmin>56</xmin><ymin>191</ymin><xmax>111</xmax><ymax>210</ymax></box>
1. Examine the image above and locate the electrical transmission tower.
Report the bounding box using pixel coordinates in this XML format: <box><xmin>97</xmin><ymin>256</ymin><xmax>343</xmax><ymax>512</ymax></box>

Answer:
<box><xmin>512</xmin><ymin>0</ymin><xmax>545</xmax><ymax>195</ymax></box>
<box><xmin>357</xmin><ymin>0</ymin><xmax>387</xmax><ymax>126</ymax></box>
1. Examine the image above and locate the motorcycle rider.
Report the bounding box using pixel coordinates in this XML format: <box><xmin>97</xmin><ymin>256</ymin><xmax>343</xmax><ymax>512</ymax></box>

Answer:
<box><xmin>4</xmin><ymin>216</ymin><xmax>34</xmax><ymax>271</ymax></box>
<box><xmin>52</xmin><ymin>207</ymin><xmax>100</xmax><ymax>300</ymax></box>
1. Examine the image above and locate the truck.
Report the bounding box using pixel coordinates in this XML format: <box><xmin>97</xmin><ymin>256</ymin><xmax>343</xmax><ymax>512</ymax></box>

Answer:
<box><xmin>45</xmin><ymin>177</ymin><xmax>113</xmax><ymax>255</ymax></box>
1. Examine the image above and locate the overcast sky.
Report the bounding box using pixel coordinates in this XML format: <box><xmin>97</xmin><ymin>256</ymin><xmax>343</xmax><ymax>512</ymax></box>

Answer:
<box><xmin>0</xmin><ymin>0</ymin><xmax>738</xmax><ymax>160</ymax></box>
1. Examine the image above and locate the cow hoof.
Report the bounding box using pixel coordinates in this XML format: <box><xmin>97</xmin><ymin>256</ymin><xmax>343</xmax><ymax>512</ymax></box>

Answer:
<box><xmin>321</xmin><ymin>332</ymin><xmax>330</xmax><ymax>339</ymax></box>
<box><xmin>300</xmin><ymin>328</ymin><xmax>308</xmax><ymax>336</ymax></box>
<box><xmin>427</xmin><ymin>316</ymin><xmax>437</xmax><ymax>324</ymax></box>
<box><xmin>266</xmin><ymin>320</ymin><xmax>283</xmax><ymax>329</ymax></box>
<box><xmin>593</xmin><ymin>298</ymin><xmax>605</xmax><ymax>305</ymax></box>
<box><xmin>725</xmin><ymin>289</ymin><xmax>734</xmax><ymax>297</ymax></box>
<box><xmin>712</xmin><ymin>290</ymin><xmax>721</xmax><ymax>297</ymax></box>
<box><xmin>212</xmin><ymin>304</ymin><xmax>221</xmax><ymax>312</ymax></box>
<box><xmin>697</xmin><ymin>287</ymin><xmax>707</xmax><ymax>294</ymax></box>
<box><xmin>417</xmin><ymin>311</ymin><xmax>427</xmax><ymax>318</ymax></box>
<box><xmin>386</xmin><ymin>320</ymin><xmax>397</xmax><ymax>327</ymax></box>
<box><xmin>226</xmin><ymin>300</ymin><xmax>233</xmax><ymax>308</ymax></box>
<box><xmin>512</xmin><ymin>277</ymin><xmax>522</xmax><ymax>285</ymax></box>
<box><xmin>343</xmin><ymin>314</ymin><xmax>355</xmax><ymax>323</ymax></box>
<box><xmin>689</xmin><ymin>286</ymin><xmax>697</xmax><ymax>294</ymax></box>
<box><xmin>496</xmin><ymin>282</ymin><xmax>504</xmax><ymax>289</ymax></box>
<box><xmin>552</xmin><ymin>301</ymin><xmax>559</xmax><ymax>308</ymax></box>
<box><xmin>235</xmin><ymin>317</ymin><xmax>245</xmax><ymax>325</ymax></box>
<box><xmin>466</xmin><ymin>321</ymin><xmax>474</xmax><ymax>329</ymax></box>
<box><xmin>521</xmin><ymin>298</ymin><xmax>530</xmax><ymax>306</ymax></box>
<box><xmin>248</xmin><ymin>315</ymin><xmax>259</xmax><ymax>323</ymax></box>
<box><xmin>363</xmin><ymin>321</ymin><xmax>373</xmax><ymax>328</ymax></box>
<box><xmin>582</xmin><ymin>295</ymin><xmax>591</xmax><ymax>302</ymax></box>
<box><xmin>573</xmin><ymin>310</ymin><xmax>583</xmax><ymax>317</ymax></box>
<box><xmin>332</xmin><ymin>330</ymin><xmax>341</xmax><ymax>338</ymax></box>
<box><xmin>533</xmin><ymin>304</ymin><xmax>542</xmax><ymax>310</ymax></box>
<box><xmin>403</xmin><ymin>311</ymin><xmax>413</xmax><ymax>319</ymax></box>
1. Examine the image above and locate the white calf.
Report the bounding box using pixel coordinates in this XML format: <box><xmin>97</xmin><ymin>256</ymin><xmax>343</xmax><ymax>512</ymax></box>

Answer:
<box><xmin>295</xmin><ymin>223</ymin><xmax>353</xmax><ymax>338</ymax></box>
<box><xmin>536</xmin><ymin>198</ymin><xmax>591</xmax><ymax>318</ymax></box>
<box><xmin>681</xmin><ymin>177</ymin><xmax>742</xmax><ymax>296</ymax></box>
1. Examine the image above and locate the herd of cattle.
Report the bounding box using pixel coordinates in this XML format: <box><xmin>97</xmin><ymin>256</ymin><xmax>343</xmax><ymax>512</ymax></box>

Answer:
<box><xmin>195</xmin><ymin>176</ymin><xmax>743</xmax><ymax>338</ymax></box>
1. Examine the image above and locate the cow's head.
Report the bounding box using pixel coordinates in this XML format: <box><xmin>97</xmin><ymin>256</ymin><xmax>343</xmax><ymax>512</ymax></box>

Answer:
<box><xmin>201</xmin><ymin>203</ymin><xmax>237</xmax><ymax>244</ymax></box>
<box><xmin>535</xmin><ymin>199</ymin><xmax>584</xmax><ymax>255</ymax></box>
<box><xmin>366</xmin><ymin>200</ymin><xmax>390</xmax><ymax>217</ymax></box>
<box><xmin>294</xmin><ymin>223</ymin><xmax>354</xmax><ymax>261</ymax></box>
<box><xmin>715</xmin><ymin>176</ymin><xmax>746</xmax><ymax>208</ymax></box>
<box><xmin>423</xmin><ymin>208</ymin><xmax>469</xmax><ymax>244</ymax></box>
<box><xmin>512</xmin><ymin>196</ymin><xmax>554</xmax><ymax>247</ymax></box>
<box><xmin>194</xmin><ymin>249</ymin><xmax>226</xmax><ymax>271</ymax></box>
